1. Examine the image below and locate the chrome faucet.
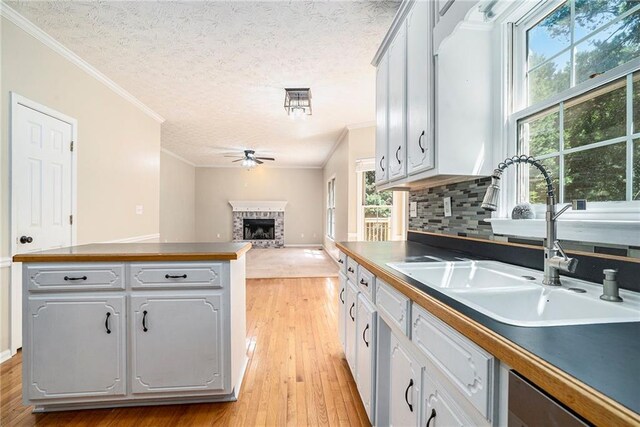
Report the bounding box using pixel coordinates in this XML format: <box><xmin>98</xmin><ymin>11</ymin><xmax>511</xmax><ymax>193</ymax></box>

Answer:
<box><xmin>481</xmin><ymin>155</ymin><xmax>578</xmax><ymax>286</ymax></box>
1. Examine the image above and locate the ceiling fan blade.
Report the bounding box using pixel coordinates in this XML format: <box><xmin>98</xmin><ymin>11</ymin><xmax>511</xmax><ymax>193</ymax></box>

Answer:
<box><xmin>232</xmin><ymin>158</ymin><xmax>244</xmax><ymax>162</ymax></box>
<box><xmin>256</xmin><ymin>157</ymin><xmax>275</xmax><ymax>161</ymax></box>
<box><xmin>224</xmin><ymin>154</ymin><xmax>244</xmax><ymax>158</ymax></box>
<box><xmin>255</xmin><ymin>159</ymin><xmax>264</xmax><ymax>164</ymax></box>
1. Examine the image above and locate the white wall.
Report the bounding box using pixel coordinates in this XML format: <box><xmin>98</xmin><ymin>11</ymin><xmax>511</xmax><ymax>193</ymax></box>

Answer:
<box><xmin>195</xmin><ymin>167</ymin><xmax>324</xmax><ymax>245</ymax></box>
<box><xmin>160</xmin><ymin>150</ymin><xmax>196</xmax><ymax>242</ymax></box>
<box><xmin>0</xmin><ymin>17</ymin><xmax>162</xmax><ymax>358</ymax></box>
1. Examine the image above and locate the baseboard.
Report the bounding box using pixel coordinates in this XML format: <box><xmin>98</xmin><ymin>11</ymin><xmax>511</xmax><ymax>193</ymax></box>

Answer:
<box><xmin>0</xmin><ymin>350</ymin><xmax>12</xmax><ymax>364</ymax></box>
<box><xmin>103</xmin><ymin>233</ymin><xmax>160</xmax><ymax>244</ymax></box>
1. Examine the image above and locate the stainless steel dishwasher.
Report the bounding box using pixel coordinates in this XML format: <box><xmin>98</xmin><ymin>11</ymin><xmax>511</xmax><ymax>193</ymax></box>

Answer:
<box><xmin>508</xmin><ymin>371</ymin><xmax>589</xmax><ymax>427</ymax></box>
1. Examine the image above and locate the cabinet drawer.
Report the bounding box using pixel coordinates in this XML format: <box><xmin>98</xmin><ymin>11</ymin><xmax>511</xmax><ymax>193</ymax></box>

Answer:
<box><xmin>357</xmin><ymin>265</ymin><xmax>375</xmax><ymax>303</ymax></box>
<box><xmin>346</xmin><ymin>257</ymin><xmax>358</xmax><ymax>283</ymax></box>
<box><xmin>376</xmin><ymin>279</ymin><xmax>410</xmax><ymax>336</ymax></box>
<box><xmin>338</xmin><ymin>251</ymin><xmax>348</xmax><ymax>274</ymax></box>
<box><xmin>26</xmin><ymin>264</ymin><xmax>124</xmax><ymax>291</ymax></box>
<box><xmin>412</xmin><ymin>304</ymin><xmax>495</xmax><ymax>421</ymax></box>
<box><xmin>130</xmin><ymin>263</ymin><xmax>223</xmax><ymax>289</ymax></box>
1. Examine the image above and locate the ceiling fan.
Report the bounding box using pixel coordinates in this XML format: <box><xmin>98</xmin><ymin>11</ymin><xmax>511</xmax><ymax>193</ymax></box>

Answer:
<box><xmin>225</xmin><ymin>150</ymin><xmax>275</xmax><ymax>168</ymax></box>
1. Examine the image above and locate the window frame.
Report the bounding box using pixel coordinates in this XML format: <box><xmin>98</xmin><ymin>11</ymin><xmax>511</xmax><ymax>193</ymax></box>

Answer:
<box><xmin>502</xmin><ymin>0</ymin><xmax>640</xmax><ymax>221</ymax></box>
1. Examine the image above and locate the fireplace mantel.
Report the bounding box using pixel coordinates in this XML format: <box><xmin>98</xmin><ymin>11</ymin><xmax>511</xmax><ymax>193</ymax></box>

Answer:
<box><xmin>229</xmin><ymin>200</ymin><xmax>288</xmax><ymax>212</ymax></box>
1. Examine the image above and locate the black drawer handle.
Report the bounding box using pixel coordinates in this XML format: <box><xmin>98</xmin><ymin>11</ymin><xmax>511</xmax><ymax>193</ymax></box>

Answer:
<box><xmin>396</xmin><ymin>146</ymin><xmax>402</xmax><ymax>164</ymax></box>
<box><xmin>426</xmin><ymin>408</ymin><xmax>436</xmax><ymax>427</ymax></box>
<box><xmin>380</xmin><ymin>155</ymin><xmax>385</xmax><ymax>172</ymax></box>
<box><xmin>349</xmin><ymin>303</ymin><xmax>355</xmax><ymax>321</ymax></box>
<box><xmin>360</xmin><ymin>278</ymin><xmax>368</xmax><ymax>287</ymax></box>
<box><xmin>362</xmin><ymin>324</ymin><xmax>369</xmax><ymax>347</ymax></box>
<box><xmin>418</xmin><ymin>130</ymin><xmax>425</xmax><ymax>153</ymax></box>
<box><xmin>338</xmin><ymin>259</ymin><xmax>344</xmax><ymax>264</ymax></box>
<box><xmin>165</xmin><ymin>274</ymin><xmax>187</xmax><ymax>279</ymax></box>
<box><xmin>105</xmin><ymin>312</ymin><xmax>111</xmax><ymax>334</ymax></box>
<box><xmin>347</xmin><ymin>267</ymin><xmax>355</xmax><ymax>273</ymax></box>
<box><xmin>405</xmin><ymin>378</ymin><xmax>414</xmax><ymax>412</ymax></box>
<box><xmin>64</xmin><ymin>275</ymin><xmax>87</xmax><ymax>281</ymax></box>
<box><xmin>142</xmin><ymin>310</ymin><xmax>148</xmax><ymax>332</ymax></box>
<box><xmin>339</xmin><ymin>288</ymin><xmax>345</xmax><ymax>303</ymax></box>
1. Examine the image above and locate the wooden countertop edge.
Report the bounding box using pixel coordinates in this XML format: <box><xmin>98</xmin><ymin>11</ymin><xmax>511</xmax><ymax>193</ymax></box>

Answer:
<box><xmin>337</xmin><ymin>242</ymin><xmax>640</xmax><ymax>427</ymax></box>
<box><xmin>12</xmin><ymin>244</ymin><xmax>252</xmax><ymax>263</ymax></box>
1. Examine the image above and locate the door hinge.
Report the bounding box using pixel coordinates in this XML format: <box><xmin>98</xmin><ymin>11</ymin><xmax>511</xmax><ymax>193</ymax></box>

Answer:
<box><xmin>70</xmin><ymin>141</ymin><xmax>74</xmax><ymax>152</ymax></box>
<box><xmin>69</xmin><ymin>215</ymin><xmax>73</xmax><ymax>225</ymax></box>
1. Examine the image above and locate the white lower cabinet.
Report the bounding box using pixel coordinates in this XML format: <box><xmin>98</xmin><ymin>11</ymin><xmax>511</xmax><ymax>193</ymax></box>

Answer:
<box><xmin>355</xmin><ymin>294</ymin><xmax>377</xmax><ymax>423</ymax></box>
<box><xmin>338</xmin><ymin>272</ymin><xmax>347</xmax><ymax>351</ymax></box>
<box><xmin>130</xmin><ymin>293</ymin><xmax>226</xmax><ymax>394</ymax></box>
<box><xmin>26</xmin><ymin>295</ymin><xmax>126</xmax><ymax>400</ymax></box>
<box><xmin>345</xmin><ymin>280</ymin><xmax>359</xmax><ymax>372</ymax></box>
<box><xmin>422</xmin><ymin>369</ymin><xmax>475</xmax><ymax>427</ymax></box>
<box><xmin>389</xmin><ymin>333</ymin><xmax>422</xmax><ymax>426</ymax></box>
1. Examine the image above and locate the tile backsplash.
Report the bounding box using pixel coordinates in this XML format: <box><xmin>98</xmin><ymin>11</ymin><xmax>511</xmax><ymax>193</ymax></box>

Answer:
<box><xmin>408</xmin><ymin>177</ymin><xmax>639</xmax><ymax>259</ymax></box>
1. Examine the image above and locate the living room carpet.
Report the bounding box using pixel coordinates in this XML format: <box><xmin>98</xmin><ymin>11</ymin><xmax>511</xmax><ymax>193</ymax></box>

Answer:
<box><xmin>246</xmin><ymin>247</ymin><xmax>339</xmax><ymax>279</ymax></box>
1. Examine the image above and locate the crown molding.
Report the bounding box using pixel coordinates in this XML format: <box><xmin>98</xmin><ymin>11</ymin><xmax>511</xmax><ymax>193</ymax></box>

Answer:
<box><xmin>321</xmin><ymin>126</ymin><xmax>349</xmax><ymax>168</ymax></box>
<box><xmin>0</xmin><ymin>3</ymin><xmax>165</xmax><ymax>123</ymax></box>
<box><xmin>196</xmin><ymin>163</ymin><xmax>323</xmax><ymax>170</ymax></box>
<box><xmin>347</xmin><ymin>120</ymin><xmax>376</xmax><ymax>130</ymax></box>
<box><xmin>161</xmin><ymin>148</ymin><xmax>196</xmax><ymax>167</ymax></box>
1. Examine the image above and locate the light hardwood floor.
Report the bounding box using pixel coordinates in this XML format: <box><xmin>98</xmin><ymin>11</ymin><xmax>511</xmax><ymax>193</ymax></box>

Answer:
<box><xmin>0</xmin><ymin>278</ymin><xmax>369</xmax><ymax>426</ymax></box>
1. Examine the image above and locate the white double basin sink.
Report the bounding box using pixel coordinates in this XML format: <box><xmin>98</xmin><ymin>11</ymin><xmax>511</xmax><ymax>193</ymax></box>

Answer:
<box><xmin>387</xmin><ymin>260</ymin><xmax>640</xmax><ymax>327</ymax></box>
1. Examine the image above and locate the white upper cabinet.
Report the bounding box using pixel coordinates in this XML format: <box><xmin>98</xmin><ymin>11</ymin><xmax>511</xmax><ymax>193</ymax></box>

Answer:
<box><xmin>387</xmin><ymin>24</ymin><xmax>407</xmax><ymax>181</ymax></box>
<box><xmin>375</xmin><ymin>54</ymin><xmax>389</xmax><ymax>185</ymax></box>
<box><xmin>406</xmin><ymin>0</ymin><xmax>434</xmax><ymax>175</ymax></box>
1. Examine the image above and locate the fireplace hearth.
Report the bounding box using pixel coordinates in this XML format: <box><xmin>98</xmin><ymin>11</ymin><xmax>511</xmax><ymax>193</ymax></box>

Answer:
<box><xmin>243</xmin><ymin>218</ymin><xmax>275</xmax><ymax>240</ymax></box>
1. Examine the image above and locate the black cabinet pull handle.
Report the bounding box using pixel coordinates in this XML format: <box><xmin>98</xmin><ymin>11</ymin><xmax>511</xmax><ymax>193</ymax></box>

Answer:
<box><xmin>426</xmin><ymin>408</ymin><xmax>436</xmax><ymax>427</ymax></box>
<box><xmin>142</xmin><ymin>310</ymin><xmax>148</xmax><ymax>332</ymax></box>
<box><xmin>105</xmin><ymin>312</ymin><xmax>111</xmax><ymax>334</ymax></box>
<box><xmin>360</xmin><ymin>278</ymin><xmax>368</xmax><ymax>287</ymax></box>
<box><xmin>396</xmin><ymin>146</ymin><xmax>402</xmax><ymax>164</ymax></box>
<box><xmin>339</xmin><ymin>288</ymin><xmax>345</xmax><ymax>303</ymax></box>
<box><xmin>338</xmin><ymin>259</ymin><xmax>344</xmax><ymax>264</ymax></box>
<box><xmin>380</xmin><ymin>156</ymin><xmax>385</xmax><ymax>172</ymax></box>
<box><xmin>362</xmin><ymin>324</ymin><xmax>370</xmax><ymax>347</ymax></box>
<box><xmin>404</xmin><ymin>379</ymin><xmax>414</xmax><ymax>412</ymax></box>
<box><xmin>347</xmin><ymin>267</ymin><xmax>354</xmax><ymax>273</ymax></box>
<box><xmin>349</xmin><ymin>303</ymin><xmax>355</xmax><ymax>321</ymax></box>
<box><xmin>165</xmin><ymin>274</ymin><xmax>187</xmax><ymax>279</ymax></box>
<box><xmin>64</xmin><ymin>275</ymin><xmax>87</xmax><ymax>281</ymax></box>
<box><xmin>418</xmin><ymin>130</ymin><xmax>425</xmax><ymax>153</ymax></box>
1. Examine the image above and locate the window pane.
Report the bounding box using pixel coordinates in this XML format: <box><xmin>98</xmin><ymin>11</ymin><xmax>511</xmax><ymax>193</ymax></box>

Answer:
<box><xmin>519</xmin><ymin>107</ymin><xmax>560</xmax><ymax>157</ymax></box>
<box><xmin>564</xmin><ymin>79</ymin><xmax>626</xmax><ymax>149</ymax></box>
<box><xmin>527</xmin><ymin>156</ymin><xmax>559</xmax><ymax>204</ymax></box>
<box><xmin>634</xmin><ymin>72</ymin><xmax>640</xmax><ymax>134</ymax></box>
<box><xmin>574</xmin><ymin>9</ymin><xmax>640</xmax><ymax>84</ymax></box>
<box><xmin>527</xmin><ymin>3</ymin><xmax>571</xmax><ymax>69</ymax></box>
<box><xmin>634</xmin><ymin>139</ymin><xmax>640</xmax><ymax>200</ymax></box>
<box><xmin>528</xmin><ymin>51</ymin><xmax>571</xmax><ymax>105</ymax></box>
<box><xmin>564</xmin><ymin>143</ymin><xmax>626</xmax><ymax>201</ymax></box>
<box><xmin>574</xmin><ymin>0</ymin><xmax>639</xmax><ymax>40</ymax></box>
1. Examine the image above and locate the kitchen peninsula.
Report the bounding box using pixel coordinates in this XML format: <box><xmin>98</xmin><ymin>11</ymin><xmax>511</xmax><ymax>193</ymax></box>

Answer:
<box><xmin>13</xmin><ymin>242</ymin><xmax>251</xmax><ymax>413</ymax></box>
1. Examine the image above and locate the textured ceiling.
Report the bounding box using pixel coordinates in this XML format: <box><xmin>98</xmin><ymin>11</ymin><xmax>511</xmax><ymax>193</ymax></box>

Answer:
<box><xmin>8</xmin><ymin>1</ymin><xmax>400</xmax><ymax>167</ymax></box>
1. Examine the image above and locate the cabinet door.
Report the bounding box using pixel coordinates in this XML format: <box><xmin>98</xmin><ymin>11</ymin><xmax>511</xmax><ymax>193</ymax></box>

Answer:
<box><xmin>356</xmin><ymin>294</ymin><xmax>377</xmax><ymax>423</ymax></box>
<box><xmin>26</xmin><ymin>296</ymin><xmax>126</xmax><ymax>400</ymax></box>
<box><xmin>387</xmin><ymin>24</ymin><xmax>407</xmax><ymax>181</ymax></box>
<box><xmin>406</xmin><ymin>0</ymin><xmax>435</xmax><ymax>175</ymax></box>
<box><xmin>338</xmin><ymin>272</ymin><xmax>347</xmax><ymax>352</ymax></box>
<box><xmin>131</xmin><ymin>293</ymin><xmax>227</xmax><ymax>394</ymax></box>
<box><xmin>345</xmin><ymin>280</ymin><xmax>359</xmax><ymax>372</ymax></box>
<box><xmin>376</xmin><ymin>53</ymin><xmax>389</xmax><ymax>185</ymax></box>
<box><xmin>423</xmin><ymin>369</ymin><xmax>476</xmax><ymax>427</ymax></box>
<box><xmin>389</xmin><ymin>333</ymin><xmax>422</xmax><ymax>426</ymax></box>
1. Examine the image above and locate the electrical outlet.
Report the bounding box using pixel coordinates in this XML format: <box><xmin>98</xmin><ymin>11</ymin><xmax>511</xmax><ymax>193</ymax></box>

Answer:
<box><xmin>217</xmin><ymin>233</ymin><xmax>221</xmax><ymax>239</ymax></box>
<box><xmin>136</xmin><ymin>205</ymin><xmax>144</xmax><ymax>215</ymax></box>
<box><xmin>443</xmin><ymin>197</ymin><xmax>452</xmax><ymax>217</ymax></box>
<box><xmin>410</xmin><ymin>201</ymin><xmax>417</xmax><ymax>218</ymax></box>
<box><xmin>301</xmin><ymin>233</ymin><xmax>305</xmax><ymax>238</ymax></box>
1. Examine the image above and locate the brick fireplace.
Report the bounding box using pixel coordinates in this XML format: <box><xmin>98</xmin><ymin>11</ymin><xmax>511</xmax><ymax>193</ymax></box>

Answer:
<box><xmin>229</xmin><ymin>201</ymin><xmax>287</xmax><ymax>248</ymax></box>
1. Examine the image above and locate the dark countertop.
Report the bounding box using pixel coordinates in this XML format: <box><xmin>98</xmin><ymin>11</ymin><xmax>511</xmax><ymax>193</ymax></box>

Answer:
<box><xmin>338</xmin><ymin>240</ymin><xmax>640</xmax><ymax>422</ymax></box>
<box><xmin>13</xmin><ymin>242</ymin><xmax>252</xmax><ymax>262</ymax></box>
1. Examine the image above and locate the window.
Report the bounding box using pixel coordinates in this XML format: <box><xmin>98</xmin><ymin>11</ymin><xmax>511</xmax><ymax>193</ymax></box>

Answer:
<box><xmin>327</xmin><ymin>177</ymin><xmax>335</xmax><ymax>239</ymax></box>
<box><xmin>361</xmin><ymin>171</ymin><xmax>393</xmax><ymax>241</ymax></box>
<box><xmin>514</xmin><ymin>1</ymin><xmax>640</xmax><ymax>206</ymax></box>
<box><xmin>523</xmin><ymin>0</ymin><xmax>640</xmax><ymax>106</ymax></box>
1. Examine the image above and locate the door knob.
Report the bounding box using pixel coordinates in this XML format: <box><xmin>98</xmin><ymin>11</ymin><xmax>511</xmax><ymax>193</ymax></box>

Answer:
<box><xmin>20</xmin><ymin>236</ymin><xmax>33</xmax><ymax>244</ymax></box>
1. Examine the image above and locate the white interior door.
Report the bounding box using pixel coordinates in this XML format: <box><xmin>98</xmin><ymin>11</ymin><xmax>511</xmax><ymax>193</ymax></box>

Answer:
<box><xmin>11</xmin><ymin>95</ymin><xmax>76</xmax><ymax>354</ymax></box>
